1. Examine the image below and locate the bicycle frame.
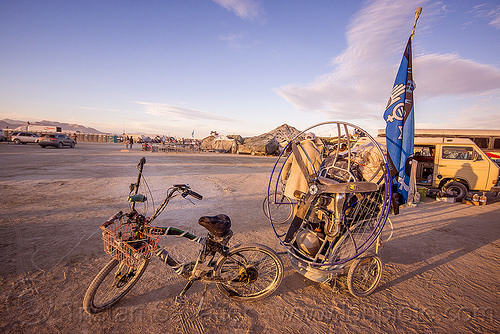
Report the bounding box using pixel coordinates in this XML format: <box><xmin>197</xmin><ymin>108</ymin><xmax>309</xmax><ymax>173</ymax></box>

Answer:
<box><xmin>152</xmin><ymin>225</ymin><xmax>232</xmax><ymax>276</ymax></box>
<box><xmin>147</xmin><ymin>224</ymin><xmax>233</xmax><ymax>304</ymax></box>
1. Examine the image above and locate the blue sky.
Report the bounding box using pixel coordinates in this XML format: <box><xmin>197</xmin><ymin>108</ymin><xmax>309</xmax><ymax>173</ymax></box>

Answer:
<box><xmin>1</xmin><ymin>0</ymin><xmax>499</xmax><ymax>138</ymax></box>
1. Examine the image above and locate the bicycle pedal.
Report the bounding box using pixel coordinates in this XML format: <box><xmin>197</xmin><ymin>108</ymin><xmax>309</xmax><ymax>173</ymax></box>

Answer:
<box><xmin>175</xmin><ymin>295</ymin><xmax>187</xmax><ymax>305</ymax></box>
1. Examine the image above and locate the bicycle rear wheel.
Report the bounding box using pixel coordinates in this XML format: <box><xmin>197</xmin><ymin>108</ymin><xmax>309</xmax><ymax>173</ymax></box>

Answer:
<box><xmin>83</xmin><ymin>258</ymin><xmax>149</xmax><ymax>314</ymax></box>
<box><xmin>215</xmin><ymin>244</ymin><xmax>283</xmax><ymax>301</ymax></box>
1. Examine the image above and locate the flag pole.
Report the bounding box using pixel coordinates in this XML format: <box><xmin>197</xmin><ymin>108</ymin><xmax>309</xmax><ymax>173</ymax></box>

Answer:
<box><xmin>408</xmin><ymin>7</ymin><xmax>422</xmax><ymax>206</ymax></box>
<box><xmin>411</xmin><ymin>7</ymin><xmax>423</xmax><ymax>39</ymax></box>
<box><xmin>384</xmin><ymin>7</ymin><xmax>423</xmax><ymax>208</ymax></box>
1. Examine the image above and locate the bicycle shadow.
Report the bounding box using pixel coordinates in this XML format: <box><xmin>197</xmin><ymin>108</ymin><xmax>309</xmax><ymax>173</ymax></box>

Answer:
<box><xmin>118</xmin><ymin>254</ymin><xmax>308</xmax><ymax>310</ymax></box>
<box><xmin>378</xmin><ymin>200</ymin><xmax>500</xmax><ymax>291</ymax></box>
<box><xmin>118</xmin><ymin>270</ymin><xmax>192</xmax><ymax>307</ymax></box>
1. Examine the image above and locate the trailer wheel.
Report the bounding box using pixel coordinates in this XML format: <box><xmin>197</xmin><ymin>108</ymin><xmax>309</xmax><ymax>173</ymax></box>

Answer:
<box><xmin>347</xmin><ymin>255</ymin><xmax>382</xmax><ymax>297</ymax></box>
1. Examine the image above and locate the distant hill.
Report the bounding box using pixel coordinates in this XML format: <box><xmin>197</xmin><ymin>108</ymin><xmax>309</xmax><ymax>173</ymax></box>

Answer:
<box><xmin>0</xmin><ymin>119</ymin><xmax>104</xmax><ymax>134</ymax></box>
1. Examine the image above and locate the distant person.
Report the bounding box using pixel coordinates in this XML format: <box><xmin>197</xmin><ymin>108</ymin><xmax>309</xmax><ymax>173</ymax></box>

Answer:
<box><xmin>129</xmin><ymin>136</ymin><xmax>134</xmax><ymax>150</ymax></box>
<box><xmin>72</xmin><ymin>133</ymin><xmax>77</xmax><ymax>144</ymax></box>
<box><xmin>125</xmin><ymin>136</ymin><xmax>130</xmax><ymax>149</ymax></box>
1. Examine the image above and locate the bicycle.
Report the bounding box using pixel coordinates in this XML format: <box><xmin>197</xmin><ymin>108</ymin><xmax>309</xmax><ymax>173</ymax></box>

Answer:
<box><xmin>83</xmin><ymin>157</ymin><xmax>284</xmax><ymax>315</ymax></box>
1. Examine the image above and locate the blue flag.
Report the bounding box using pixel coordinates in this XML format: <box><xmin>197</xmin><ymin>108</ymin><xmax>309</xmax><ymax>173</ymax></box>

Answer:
<box><xmin>383</xmin><ymin>36</ymin><xmax>415</xmax><ymax>204</ymax></box>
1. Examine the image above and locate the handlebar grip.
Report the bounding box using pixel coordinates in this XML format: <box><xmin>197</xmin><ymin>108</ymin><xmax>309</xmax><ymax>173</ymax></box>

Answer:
<box><xmin>188</xmin><ymin>190</ymin><xmax>203</xmax><ymax>200</ymax></box>
<box><xmin>137</xmin><ymin>157</ymin><xmax>146</xmax><ymax>169</ymax></box>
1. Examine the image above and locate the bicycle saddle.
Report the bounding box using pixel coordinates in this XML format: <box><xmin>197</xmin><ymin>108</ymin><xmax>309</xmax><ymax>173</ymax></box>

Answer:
<box><xmin>198</xmin><ymin>214</ymin><xmax>231</xmax><ymax>237</ymax></box>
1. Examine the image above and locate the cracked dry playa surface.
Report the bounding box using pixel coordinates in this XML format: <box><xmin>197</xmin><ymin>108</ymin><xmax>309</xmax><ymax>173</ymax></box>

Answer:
<box><xmin>0</xmin><ymin>142</ymin><xmax>498</xmax><ymax>333</ymax></box>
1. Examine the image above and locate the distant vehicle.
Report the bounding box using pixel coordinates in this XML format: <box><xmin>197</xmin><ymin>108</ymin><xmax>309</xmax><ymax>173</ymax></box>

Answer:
<box><xmin>28</xmin><ymin>125</ymin><xmax>62</xmax><ymax>133</ymax></box>
<box><xmin>379</xmin><ymin>128</ymin><xmax>500</xmax><ymax>164</ymax></box>
<box><xmin>38</xmin><ymin>134</ymin><xmax>76</xmax><ymax>148</ymax></box>
<box><xmin>0</xmin><ymin>130</ymin><xmax>7</xmax><ymax>142</ymax></box>
<box><xmin>10</xmin><ymin>131</ymin><xmax>40</xmax><ymax>144</ymax></box>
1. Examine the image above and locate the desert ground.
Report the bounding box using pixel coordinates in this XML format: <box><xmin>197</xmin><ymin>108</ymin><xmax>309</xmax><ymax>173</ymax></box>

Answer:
<box><xmin>0</xmin><ymin>141</ymin><xmax>498</xmax><ymax>334</ymax></box>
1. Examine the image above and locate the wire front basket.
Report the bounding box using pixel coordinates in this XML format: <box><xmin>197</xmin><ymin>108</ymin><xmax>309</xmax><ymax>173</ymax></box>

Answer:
<box><xmin>101</xmin><ymin>215</ymin><xmax>162</xmax><ymax>269</ymax></box>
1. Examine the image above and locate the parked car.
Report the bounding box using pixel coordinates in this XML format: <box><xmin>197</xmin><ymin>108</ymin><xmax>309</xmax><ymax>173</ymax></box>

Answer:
<box><xmin>0</xmin><ymin>130</ymin><xmax>7</xmax><ymax>142</ymax></box>
<box><xmin>38</xmin><ymin>134</ymin><xmax>76</xmax><ymax>148</ymax></box>
<box><xmin>10</xmin><ymin>131</ymin><xmax>40</xmax><ymax>144</ymax></box>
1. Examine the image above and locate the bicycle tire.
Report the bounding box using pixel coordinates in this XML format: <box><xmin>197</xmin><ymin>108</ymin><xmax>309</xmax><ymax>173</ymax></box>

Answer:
<box><xmin>83</xmin><ymin>258</ymin><xmax>149</xmax><ymax>314</ymax></box>
<box><xmin>346</xmin><ymin>255</ymin><xmax>382</xmax><ymax>297</ymax></box>
<box><xmin>262</xmin><ymin>192</ymin><xmax>294</xmax><ymax>224</ymax></box>
<box><xmin>215</xmin><ymin>244</ymin><xmax>283</xmax><ymax>301</ymax></box>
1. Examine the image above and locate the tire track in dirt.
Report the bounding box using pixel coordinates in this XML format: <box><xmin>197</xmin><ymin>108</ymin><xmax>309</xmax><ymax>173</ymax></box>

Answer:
<box><xmin>177</xmin><ymin>311</ymin><xmax>205</xmax><ymax>334</ymax></box>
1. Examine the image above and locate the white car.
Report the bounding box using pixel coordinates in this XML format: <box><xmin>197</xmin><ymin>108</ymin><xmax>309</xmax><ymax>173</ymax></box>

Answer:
<box><xmin>10</xmin><ymin>131</ymin><xmax>40</xmax><ymax>144</ymax></box>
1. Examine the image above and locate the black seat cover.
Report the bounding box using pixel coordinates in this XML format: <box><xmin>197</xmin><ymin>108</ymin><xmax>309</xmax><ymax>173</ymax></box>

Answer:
<box><xmin>198</xmin><ymin>214</ymin><xmax>231</xmax><ymax>237</ymax></box>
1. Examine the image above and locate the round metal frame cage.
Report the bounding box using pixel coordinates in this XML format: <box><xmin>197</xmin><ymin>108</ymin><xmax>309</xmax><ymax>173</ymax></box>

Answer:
<box><xmin>266</xmin><ymin>121</ymin><xmax>392</xmax><ymax>279</ymax></box>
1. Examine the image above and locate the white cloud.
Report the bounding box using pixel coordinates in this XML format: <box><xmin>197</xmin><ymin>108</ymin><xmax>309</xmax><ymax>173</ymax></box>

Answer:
<box><xmin>275</xmin><ymin>0</ymin><xmax>500</xmax><ymax>124</ymax></box>
<box><xmin>212</xmin><ymin>0</ymin><xmax>262</xmax><ymax>20</ymax></box>
<box><xmin>447</xmin><ymin>101</ymin><xmax>500</xmax><ymax>128</ymax></box>
<box><xmin>415</xmin><ymin>53</ymin><xmax>500</xmax><ymax>97</ymax></box>
<box><xmin>472</xmin><ymin>3</ymin><xmax>500</xmax><ymax>29</ymax></box>
<box><xmin>137</xmin><ymin>102</ymin><xmax>234</xmax><ymax>122</ymax></box>
<box><xmin>276</xmin><ymin>0</ymin><xmax>424</xmax><ymax>120</ymax></box>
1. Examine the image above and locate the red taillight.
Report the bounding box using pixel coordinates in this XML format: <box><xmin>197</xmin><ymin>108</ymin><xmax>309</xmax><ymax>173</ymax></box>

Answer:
<box><xmin>50</xmin><ymin>138</ymin><xmax>56</xmax><ymax>141</ymax></box>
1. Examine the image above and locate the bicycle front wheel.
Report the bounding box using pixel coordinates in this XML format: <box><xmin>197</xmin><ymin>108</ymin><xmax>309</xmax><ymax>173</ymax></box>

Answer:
<box><xmin>83</xmin><ymin>258</ymin><xmax>149</xmax><ymax>314</ymax></box>
<box><xmin>215</xmin><ymin>244</ymin><xmax>283</xmax><ymax>301</ymax></box>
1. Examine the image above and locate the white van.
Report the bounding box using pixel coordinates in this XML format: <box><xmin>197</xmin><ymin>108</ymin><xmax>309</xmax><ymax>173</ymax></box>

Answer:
<box><xmin>360</xmin><ymin>137</ymin><xmax>500</xmax><ymax>200</ymax></box>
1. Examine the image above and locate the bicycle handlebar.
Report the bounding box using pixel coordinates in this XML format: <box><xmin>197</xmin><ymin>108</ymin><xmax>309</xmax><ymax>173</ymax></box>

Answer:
<box><xmin>172</xmin><ymin>184</ymin><xmax>203</xmax><ymax>200</ymax></box>
<box><xmin>137</xmin><ymin>157</ymin><xmax>146</xmax><ymax>170</ymax></box>
<box><xmin>186</xmin><ymin>189</ymin><xmax>203</xmax><ymax>200</ymax></box>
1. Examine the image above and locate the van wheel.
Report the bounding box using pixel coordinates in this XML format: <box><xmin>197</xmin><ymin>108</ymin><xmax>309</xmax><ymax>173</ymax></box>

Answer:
<box><xmin>442</xmin><ymin>181</ymin><xmax>467</xmax><ymax>202</ymax></box>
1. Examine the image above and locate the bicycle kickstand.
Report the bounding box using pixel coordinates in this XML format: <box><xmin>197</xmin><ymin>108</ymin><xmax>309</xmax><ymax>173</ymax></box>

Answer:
<box><xmin>196</xmin><ymin>283</ymin><xmax>209</xmax><ymax>316</ymax></box>
<box><xmin>175</xmin><ymin>279</ymin><xmax>195</xmax><ymax>304</ymax></box>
